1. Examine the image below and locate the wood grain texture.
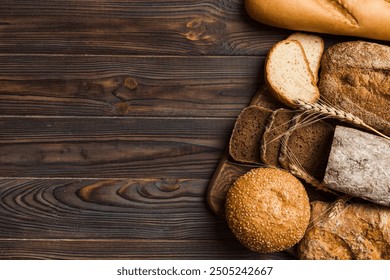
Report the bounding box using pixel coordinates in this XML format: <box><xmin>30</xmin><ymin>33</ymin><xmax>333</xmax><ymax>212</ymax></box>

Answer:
<box><xmin>0</xmin><ymin>0</ymin><xmax>290</xmax><ymax>55</ymax></box>
<box><xmin>207</xmin><ymin>153</ymin><xmax>257</xmax><ymax>218</ymax></box>
<box><xmin>0</xmin><ymin>240</ymin><xmax>295</xmax><ymax>260</ymax></box>
<box><xmin>0</xmin><ymin>179</ymin><xmax>220</xmax><ymax>239</ymax></box>
<box><xmin>0</xmin><ymin>55</ymin><xmax>263</xmax><ymax>117</ymax></box>
<box><xmin>0</xmin><ymin>179</ymin><xmax>295</xmax><ymax>259</ymax></box>
<box><xmin>0</xmin><ymin>117</ymin><xmax>234</xmax><ymax>178</ymax></box>
<box><xmin>0</xmin><ymin>0</ymin><xmax>314</xmax><ymax>260</ymax></box>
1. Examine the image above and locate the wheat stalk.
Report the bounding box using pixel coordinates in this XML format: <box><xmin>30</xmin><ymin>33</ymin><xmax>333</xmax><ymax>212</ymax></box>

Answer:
<box><xmin>294</xmin><ymin>99</ymin><xmax>390</xmax><ymax>141</ymax></box>
<box><xmin>288</xmin><ymin>163</ymin><xmax>337</xmax><ymax>194</ymax></box>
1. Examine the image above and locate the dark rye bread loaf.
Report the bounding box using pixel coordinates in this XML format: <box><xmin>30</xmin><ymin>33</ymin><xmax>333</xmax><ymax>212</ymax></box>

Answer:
<box><xmin>319</xmin><ymin>41</ymin><xmax>390</xmax><ymax>136</ymax></box>
<box><xmin>261</xmin><ymin>108</ymin><xmax>295</xmax><ymax>167</ymax></box>
<box><xmin>229</xmin><ymin>106</ymin><xmax>273</xmax><ymax>164</ymax></box>
<box><xmin>279</xmin><ymin>114</ymin><xmax>335</xmax><ymax>182</ymax></box>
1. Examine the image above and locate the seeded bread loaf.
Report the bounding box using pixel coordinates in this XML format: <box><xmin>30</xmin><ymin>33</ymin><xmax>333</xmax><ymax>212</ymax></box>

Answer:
<box><xmin>229</xmin><ymin>106</ymin><xmax>273</xmax><ymax>164</ymax></box>
<box><xmin>226</xmin><ymin>168</ymin><xmax>310</xmax><ymax>253</ymax></box>
<box><xmin>261</xmin><ymin>108</ymin><xmax>295</xmax><ymax>167</ymax></box>
<box><xmin>279</xmin><ymin>114</ymin><xmax>335</xmax><ymax>182</ymax></box>
<box><xmin>319</xmin><ymin>41</ymin><xmax>390</xmax><ymax>136</ymax></box>
<box><xmin>298</xmin><ymin>201</ymin><xmax>390</xmax><ymax>260</ymax></box>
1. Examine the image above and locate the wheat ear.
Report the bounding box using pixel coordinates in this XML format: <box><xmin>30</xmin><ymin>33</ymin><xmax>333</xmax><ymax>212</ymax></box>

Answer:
<box><xmin>294</xmin><ymin>99</ymin><xmax>390</xmax><ymax>141</ymax></box>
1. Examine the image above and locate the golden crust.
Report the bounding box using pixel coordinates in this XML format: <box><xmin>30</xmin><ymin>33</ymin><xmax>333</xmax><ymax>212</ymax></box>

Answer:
<box><xmin>245</xmin><ymin>0</ymin><xmax>390</xmax><ymax>41</ymax></box>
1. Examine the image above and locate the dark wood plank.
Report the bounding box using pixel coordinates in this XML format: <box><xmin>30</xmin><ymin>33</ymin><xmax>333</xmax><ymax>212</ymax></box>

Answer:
<box><xmin>0</xmin><ymin>179</ymin><xmax>220</xmax><ymax>239</ymax></box>
<box><xmin>0</xmin><ymin>117</ymin><xmax>234</xmax><ymax>178</ymax></box>
<box><xmin>0</xmin><ymin>240</ymin><xmax>295</xmax><ymax>260</ymax></box>
<box><xmin>0</xmin><ymin>179</ymin><xmax>296</xmax><ymax>259</ymax></box>
<box><xmin>0</xmin><ymin>0</ymin><xmax>290</xmax><ymax>55</ymax></box>
<box><xmin>0</xmin><ymin>55</ymin><xmax>263</xmax><ymax>117</ymax></box>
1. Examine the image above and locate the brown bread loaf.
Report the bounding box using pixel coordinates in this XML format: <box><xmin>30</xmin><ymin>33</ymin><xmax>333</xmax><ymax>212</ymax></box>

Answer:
<box><xmin>319</xmin><ymin>41</ymin><xmax>390</xmax><ymax>136</ymax></box>
<box><xmin>298</xmin><ymin>201</ymin><xmax>390</xmax><ymax>260</ymax></box>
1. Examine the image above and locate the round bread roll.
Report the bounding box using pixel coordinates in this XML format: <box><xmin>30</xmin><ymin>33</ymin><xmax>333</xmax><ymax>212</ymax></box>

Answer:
<box><xmin>225</xmin><ymin>167</ymin><xmax>310</xmax><ymax>253</ymax></box>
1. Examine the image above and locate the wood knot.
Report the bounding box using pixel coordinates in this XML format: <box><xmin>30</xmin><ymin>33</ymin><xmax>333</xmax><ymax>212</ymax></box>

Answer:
<box><xmin>124</xmin><ymin>77</ymin><xmax>138</xmax><ymax>91</ymax></box>
<box><xmin>155</xmin><ymin>179</ymin><xmax>181</xmax><ymax>192</ymax></box>
<box><xmin>113</xmin><ymin>101</ymin><xmax>130</xmax><ymax>115</ymax></box>
<box><xmin>183</xmin><ymin>17</ymin><xmax>224</xmax><ymax>43</ymax></box>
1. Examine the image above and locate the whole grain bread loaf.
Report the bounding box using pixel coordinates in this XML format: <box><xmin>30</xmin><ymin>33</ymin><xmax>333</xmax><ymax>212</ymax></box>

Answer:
<box><xmin>319</xmin><ymin>41</ymin><xmax>390</xmax><ymax>136</ymax></box>
<box><xmin>229</xmin><ymin>106</ymin><xmax>273</xmax><ymax>164</ymax></box>
<box><xmin>298</xmin><ymin>201</ymin><xmax>390</xmax><ymax>260</ymax></box>
<box><xmin>261</xmin><ymin>108</ymin><xmax>295</xmax><ymax>167</ymax></box>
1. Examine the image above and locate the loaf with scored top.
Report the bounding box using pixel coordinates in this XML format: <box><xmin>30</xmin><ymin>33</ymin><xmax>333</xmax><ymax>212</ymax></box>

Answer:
<box><xmin>245</xmin><ymin>0</ymin><xmax>390</xmax><ymax>41</ymax></box>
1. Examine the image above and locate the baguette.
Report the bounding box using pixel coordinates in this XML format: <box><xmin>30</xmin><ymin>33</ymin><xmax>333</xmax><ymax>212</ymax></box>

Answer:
<box><xmin>245</xmin><ymin>0</ymin><xmax>390</xmax><ymax>41</ymax></box>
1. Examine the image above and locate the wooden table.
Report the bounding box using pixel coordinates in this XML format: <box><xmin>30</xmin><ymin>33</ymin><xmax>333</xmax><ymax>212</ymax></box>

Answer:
<box><xmin>0</xmin><ymin>0</ymin><xmax>357</xmax><ymax>259</ymax></box>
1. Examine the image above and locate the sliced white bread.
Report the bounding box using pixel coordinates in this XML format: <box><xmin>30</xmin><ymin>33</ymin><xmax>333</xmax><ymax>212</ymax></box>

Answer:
<box><xmin>287</xmin><ymin>32</ymin><xmax>324</xmax><ymax>83</ymax></box>
<box><xmin>265</xmin><ymin>39</ymin><xmax>320</xmax><ymax>107</ymax></box>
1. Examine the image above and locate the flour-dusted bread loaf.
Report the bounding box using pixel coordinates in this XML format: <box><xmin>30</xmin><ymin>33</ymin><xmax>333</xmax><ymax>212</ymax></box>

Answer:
<box><xmin>324</xmin><ymin>126</ymin><xmax>390</xmax><ymax>206</ymax></box>
<box><xmin>298</xmin><ymin>201</ymin><xmax>390</xmax><ymax>260</ymax></box>
<box><xmin>261</xmin><ymin>108</ymin><xmax>295</xmax><ymax>167</ymax></box>
<box><xmin>279</xmin><ymin>114</ymin><xmax>335</xmax><ymax>182</ymax></box>
<box><xmin>265</xmin><ymin>40</ymin><xmax>320</xmax><ymax>107</ymax></box>
<box><xmin>229</xmin><ymin>106</ymin><xmax>273</xmax><ymax>164</ymax></box>
<box><xmin>245</xmin><ymin>0</ymin><xmax>390</xmax><ymax>41</ymax></box>
<box><xmin>319</xmin><ymin>41</ymin><xmax>390</xmax><ymax>136</ymax></box>
<box><xmin>287</xmin><ymin>33</ymin><xmax>324</xmax><ymax>83</ymax></box>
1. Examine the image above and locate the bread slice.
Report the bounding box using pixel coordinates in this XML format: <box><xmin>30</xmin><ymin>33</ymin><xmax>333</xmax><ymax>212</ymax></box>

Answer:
<box><xmin>229</xmin><ymin>105</ymin><xmax>273</xmax><ymax>164</ymax></box>
<box><xmin>265</xmin><ymin>39</ymin><xmax>320</xmax><ymax>107</ymax></box>
<box><xmin>319</xmin><ymin>41</ymin><xmax>390</xmax><ymax>136</ymax></box>
<box><xmin>287</xmin><ymin>33</ymin><xmax>324</xmax><ymax>83</ymax></box>
<box><xmin>250</xmin><ymin>85</ymin><xmax>286</xmax><ymax>110</ymax></box>
<box><xmin>260</xmin><ymin>108</ymin><xmax>295</xmax><ymax>167</ymax></box>
<box><xmin>279</xmin><ymin>114</ymin><xmax>335</xmax><ymax>182</ymax></box>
